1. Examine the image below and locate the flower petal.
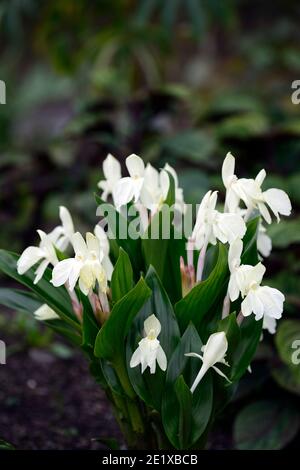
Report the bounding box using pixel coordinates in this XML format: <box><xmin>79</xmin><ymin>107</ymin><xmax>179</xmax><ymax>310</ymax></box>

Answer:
<box><xmin>126</xmin><ymin>154</ymin><xmax>144</xmax><ymax>178</ymax></box>
<box><xmin>59</xmin><ymin>206</ymin><xmax>74</xmax><ymax>234</ymax></box>
<box><xmin>113</xmin><ymin>177</ymin><xmax>136</xmax><ymax>208</ymax></box>
<box><xmin>222</xmin><ymin>152</ymin><xmax>235</xmax><ymax>187</ymax></box>
<box><xmin>144</xmin><ymin>314</ymin><xmax>161</xmax><ymax>337</ymax></box>
<box><xmin>263</xmin><ymin>188</ymin><xmax>292</xmax><ymax>221</ymax></box>
<box><xmin>103</xmin><ymin>153</ymin><xmax>121</xmax><ymax>181</ymax></box>
<box><xmin>17</xmin><ymin>246</ymin><xmax>45</xmax><ymax>274</ymax></box>
<box><xmin>156</xmin><ymin>345</ymin><xmax>167</xmax><ymax>371</ymax></box>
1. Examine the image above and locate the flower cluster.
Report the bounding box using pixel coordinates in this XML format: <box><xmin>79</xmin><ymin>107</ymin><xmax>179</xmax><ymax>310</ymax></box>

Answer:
<box><xmin>13</xmin><ymin>151</ymin><xmax>291</xmax><ymax>399</ymax></box>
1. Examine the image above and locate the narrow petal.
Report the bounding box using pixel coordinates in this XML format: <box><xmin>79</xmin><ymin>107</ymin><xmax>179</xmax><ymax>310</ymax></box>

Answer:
<box><xmin>258</xmin><ymin>202</ymin><xmax>272</xmax><ymax>224</ymax></box>
<box><xmin>222</xmin><ymin>152</ymin><xmax>235</xmax><ymax>187</ymax></box>
<box><xmin>212</xmin><ymin>365</ymin><xmax>231</xmax><ymax>383</ymax></box>
<box><xmin>86</xmin><ymin>232</ymin><xmax>100</xmax><ymax>254</ymax></box>
<box><xmin>94</xmin><ymin>224</ymin><xmax>110</xmax><ymax>255</ymax></box>
<box><xmin>59</xmin><ymin>206</ymin><xmax>74</xmax><ymax>234</ymax></box>
<box><xmin>228</xmin><ymin>238</ymin><xmax>243</xmax><ymax>272</ymax></box>
<box><xmin>34</xmin><ymin>259</ymin><xmax>49</xmax><ymax>284</ymax></box>
<box><xmin>255</xmin><ymin>169</ymin><xmax>266</xmax><ymax>186</ymax></box>
<box><xmin>241</xmin><ymin>295</ymin><xmax>253</xmax><ymax>317</ymax></box>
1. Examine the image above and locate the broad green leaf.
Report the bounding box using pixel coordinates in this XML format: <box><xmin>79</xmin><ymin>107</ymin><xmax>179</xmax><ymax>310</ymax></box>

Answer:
<box><xmin>0</xmin><ymin>287</ymin><xmax>41</xmax><ymax>313</ymax></box>
<box><xmin>234</xmin><ymin>400</ymin><xmax>300</xmax><ymax>449</ymax></box>
<box><xmin>216</xmin><ymin>112</ymin><xmax>269</xmax><ymax>139</ymax></box>
<box><xmin>162</xmin><ymin>324</ymin><xmax>213</xmax><ymax>449</ymax></box>
<box><xmin>162</xmin><ymin>130</ymin><xmax>216</xmax><ymax>165</ymax></box>
<box><xmin>175</xmin><ymin>243</ymin><xmax>229</xmax><ymax>337</ymax></box>
<box><xmin>275</xmin><ymin>319</ymin><xmax>300</xmax><ymax>382</ymax></box>
<box><xmin>111</xmin><ymin>248</ymin><xmax>133</xmax><ymax>302</ymax></box>
<box><xmin>271</xmin><ymin>362</ymin><xmax>300</xmax><ymax>396</ymax></box>
<box><xmin>241</xmin><ymin>216</ymin><xmax>259</xmax><ymax>265</ymax></box>
<box><xmin>174</xmin><ymin>375</ymin><xmax>193</xmax><ymax>449</ymax></box>
<box><xmin>0</xmin><ymin>250</ymin><xmax>80</xmax><ymax>330</ymax></box>
<box><xmin>142</xmin><ymin>172</ymin><xmax>184</xmax><ymax>303</ymax></box>
<box><xmin>268</xmin><ymin>219</ymin><xmax>300</xmax><ymax>248</ymax></box>
<box><xmin>126</xmin><ymin>266</ymin><xmax>180</xmax><ymax>411</ymax></box>
<box><xmin>94</xmin><ymin>194</ymin><xmax>142</xmax><ymax>276</ymax></box>
<box><xmin>94</xmin><ymin>278</ymin><xmax>151</xmax><ymax>361</ymax></box>
<box><xmin>230</xmin><ymin>316</ymin><xmax>263</xmax><ymax>381</ymax></box>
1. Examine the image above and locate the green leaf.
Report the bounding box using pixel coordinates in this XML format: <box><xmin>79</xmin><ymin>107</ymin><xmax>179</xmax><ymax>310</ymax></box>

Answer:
<box><xmin>230</xmin><ymin>316</ymin><xmax>263</xmax><ymax>381</ymax></box>
<box><xmin>0</xmin><ymin>287</ymin><xmax>41</xmax><ymax>313</ymax></box>
<box><xmin>162</xmin><ymin>324</ymin><xmax>213</xmax><ymax>449</ymax></box>
<box><xmin>275</xmin><ymin>319</ymin><xmax>300</xmax><ymax>382</ymax></box>
<box><xmin>217</xmin><ymin>312</ymin><xmax>240</xmax><ymax>364</ymax></box>
<box><xmin>0</xmin><ymin>439</ymin><xmax>15</xmax><ymax>450</ymax></box>
<box><xmin>234</xmin><ymin>400</ymin><xmax>300</xmax><ymax>449</ymax></box>
<box><xmin>94</xmin><ymin>194</ymin><xmax>142</xmax><ymax>277</ymax></box>
<box><xmin>126</xmin><ymin>266</ymin><xmax>180</xmax><ymax>411</ymax></box>
<box><xmin>141</xmin><ymin>172</ymin><xmax>184</xmax><ymax>303</ymax></box>
<box><xmin>241</xmin><ymin>216</ymin><xmax>259</xmax><ymax>265</ymax></box>
<box><xmin>174</xmin><ymin>375</ymin><xmax>193</xmax><ymax>449</ymax></box>
<box><xmin>175</xmin><ymin>243</ymin><xmax>229</xmax><ymax>337</ymax></box>
<box><xmin>44</xmin><ymin>319</ymin><xmax>82</xmax><ymax>347</ymax></box>
<box><xmin>79</xmin><ymin>292</ymin><xmax>99</xmax><ymax>356</ymax></box>
<box><xmin>271</xmin><ymin>362</ymin><xmax>300</xmax><ymax>396</ymax></box>
<box><xmin>111</xmin><ymin>248</ymin><xmax>133</xmax><ymax>302</ymax></box>
<box><xmin>162</xmin><ymin>130</ymin><xmax>216</xmax><ymax>165</ymax></box>
<box><xmin>216</xmin><ymin>112</ymin><xmax>269</xmax><ymax>139</ymax></box>
<box><xmin>0</xmin><ymin>250</ymin><xmax>80</xmax><ymax>330</ymax></box>
<box><xmin>94</xmin><ymin>278</ymin><xmax>151</xmax><ymax>361</ymax></box>
<box><xmin>268</xmin><ymin>219</ymin><xmax>300</xmax><ymax>248</ymax></box>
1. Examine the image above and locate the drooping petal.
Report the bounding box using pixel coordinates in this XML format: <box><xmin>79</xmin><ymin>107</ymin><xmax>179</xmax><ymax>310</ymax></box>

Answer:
<box><xmin>241</xmin><ymin>295</ymin><xmax>253</xmax><ymax>317</ymax></box>
<box><xmin>130</xmin><ymin>347</ymin><xmax>142</xmax><ymax>368</ymax></box>
<box><xmin>126</xmin><ymin>154</ymin><xmax>144</xmax><ymax>178</ymax></box>
<box><xmin>222</xmin><ymin>152</ymin><xmax>235</xmax><ymax>187</ymax></box>
<box><xmin>257</xmin><ymin>230</ymin><xmax>272</xmax><ymax>257</ymax></box>
<box><xmin>34</xmin><ymin>259</ymin><xmax>49</xmax><ymax>284</ymax></box>
<box><xmin>217</xmin><ymin>213</ymin><xmax>246</xmax><ymax>244</ymax></box>
<box><xmin>94</xmin><ymin>224</ymin><xmax>110</xmax><ymax>255</ymax></box>
<box><xmin>228</xmin><ymin>273</ymin><xmax>240</xmax><ymax>301</ymax></box>
<box><xmin>263</xmin><ymin>315</ymin><xmax>277</xmax><ymax>334</ymax></box>
<box><xmin>256</xmin><ymin>286</ymin><xmax>284</xmax><ymax>319</ymax></box>
<box><xmin>263</xmin><ymin>188</ymin><xmax>292</xmax><ymax>222</ymax></box>
<box><xmin>246</xmin><ymin>290</ymin><xmax>264</xmax><ymax>320</ymax></box>
<box><xmin>86</xmin><ymin>232</ymin><xmax>100</xmax><ymax>256</ymax></box>
<box><xmin>156</xmin><ymin>345</ymin><xmax>167</xmax><ymax>371</ymax></box>
<box><xmin>17</xmin><ymin>246</ymin><xmax>45</xmax><ymax>274</ymax></box>
<box><xmin>212</xmin><ymin>365</ymin><xmax>231</xmax><ymax>382</ymax></box>
<box><xmin>132</xmin><ymin>177</ymin><xmax>145</xmax><ymax>203</ymax></box>
<box><xmin>258</xmin><ymin>202</ymin><xmax>272</xmax><ymax>224</ymax></box>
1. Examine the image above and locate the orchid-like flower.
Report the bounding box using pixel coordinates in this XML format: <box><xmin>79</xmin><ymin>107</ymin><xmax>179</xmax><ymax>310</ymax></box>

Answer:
<box><xmin>34</xmin><ymin>304</ymin><xmax>59</xmax><ymax>321</ymax></box>
<box><xmin>51</xmin><ymin>232</ymin><xmax>107</xmax><ymax>295</ymax></box>
<box><xmin>227</xmin><ymin>241</ymin><xmax>284</xmax><ymax>326</ymax></box>
<box><xmin>55</xmin><ymin>206</ymin><xmax>75</xmax><ymax>251</ymax></box>
<box><xmin>192</xmin><ymin>190</ymin><xmax>246</xmax><ymax>251</ymax></box>
<box><xmin>113</xmin><ymin>154</ymin><xmax>145</xmax><ymax>208</ymax></box>
<box><xmin>130</xmin><ymin>314</ymin><xmax>167</xmax><ymax>374</ymax></box>
<box><xmin>140</xmin><ymin>163</ymin><xmax>167</xmax><ymax>213</ymax></box>
<box><xmin>257</xmin><ymin>222</ymin><xmax>272</xmax><ymax>258</ymax></box>
<box><xmin>94</xmin><ymin>224</ymin><xmax>113</xmax><ymax>280</ymax></box>
<box><xmin>185</xmin><ymin>332</ymin><xmax>230</xmax><ymax>393</ymax></box>
<box><xmin>222</xmin><ymin>152</ymin><xmax>292</xmax><ymax>223</ymax></box>
<box><xmin>98</xmin><ymin>153</ymin><xmax>122</xmax><ymax>201</ymax></box>
<box><xmin>17</xmin><ymin>230</ymin><xmax>59</xmax><ymax>284</ymax></box>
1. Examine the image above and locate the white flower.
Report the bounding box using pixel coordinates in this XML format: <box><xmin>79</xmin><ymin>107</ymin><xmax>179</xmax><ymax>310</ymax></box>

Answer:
<box><xmin>113</xmin><ymin>154</ymin><xmax>145</xmax><ymax>208</ymax></box>
<box><xmin>140</xmin><ymin>163</ymin><xmax>170</xmax><ymax>214</ymax></box>
<box><xmin>164</xmin><ymin>163</ymin><xmax>185</xmax><ymax>213</ymax></box>
<box><xmin>222</xmin><ymin>152</ymin><xmax>291</xmax><ymax>223</ymax></box>
<box><xmin>241</xmin><ymin>281</ymin><xmax>285</xmax><ymax>322</ymax></box>
<box><xmin>17</xmin><ymin>230</ymin><xmax>59</xmax><ymax>284</ymax></box>
<box><xmin>192</xmin><ymin>190</ymin><xmax>246</xmax><ymax>250</ymax></box>
<box><xmin>55</xmin><ymin>206</ymin><xmax>75</xmax><ymax>251</ymax></box>
<box><xmin>51</xmin><ymin>232</ymin><xmax>107</xmax><ymax>295</ymax></box>
<box><xmin>94</xmin><ymin>224</ymin><xmax>113</xmax><ymax>280</ymax></box>
<box><xmin>34</xmin><ymin>304</ymin><xmax>59</xmax><ymax>321</ymax></box>
<box><xmin>185</xmin><ymin>331</ymin><xmax>230</xmax><ymax>393</ymax></box>
<box><xmin>98</xmin><ymin>153</ymin><xmax>122</xmax><ymax>201</ymax></box>
<box><xmin>257</xmin><ymin>222</ymin><xmax>272</xmax><ymax>258</ymax></box>
<box><xmin>130</xmin><ymin>314</ymin><xmax>167</xmax><ymax>374</ymax></box>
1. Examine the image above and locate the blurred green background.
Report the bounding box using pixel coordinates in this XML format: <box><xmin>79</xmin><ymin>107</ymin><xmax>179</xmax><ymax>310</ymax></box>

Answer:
<box><xmin>0</xmin><ymin>0</ymin><xmax>300</xmax><ymax>449</ymax></box>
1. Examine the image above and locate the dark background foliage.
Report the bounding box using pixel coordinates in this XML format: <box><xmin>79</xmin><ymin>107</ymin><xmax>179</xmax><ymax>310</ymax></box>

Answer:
<box><xmin>0</xmin><ymin>0</ymin><xmax>300</xmax><ymax>449</ymax></box>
